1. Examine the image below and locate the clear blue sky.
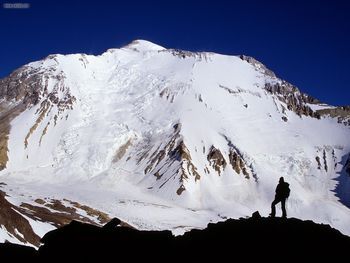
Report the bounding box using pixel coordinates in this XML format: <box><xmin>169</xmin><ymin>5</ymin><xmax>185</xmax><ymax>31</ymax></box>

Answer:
<box><xmin>1</xmin><ymin>0</ymin><xmax>349</xmax><ymax>105</ymax></box>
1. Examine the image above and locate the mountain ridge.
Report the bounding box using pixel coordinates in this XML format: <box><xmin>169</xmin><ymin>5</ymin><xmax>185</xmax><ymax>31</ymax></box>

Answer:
<box><xmin>1</xmin><ymin>213</ymin><xmax>349</xmax><ymax>261</ymax></box>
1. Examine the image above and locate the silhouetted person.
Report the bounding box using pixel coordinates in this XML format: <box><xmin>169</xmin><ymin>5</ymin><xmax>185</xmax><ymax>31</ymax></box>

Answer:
<box><xmin>270</xmin><ymin>177</ymin><xmax>290</xmax><ymax>218</ymax></box>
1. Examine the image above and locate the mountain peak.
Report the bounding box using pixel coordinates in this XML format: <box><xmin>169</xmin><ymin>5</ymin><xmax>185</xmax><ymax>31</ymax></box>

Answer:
<box><xmin>123</xmin><ymin>39</ymin><xmax>166</xmax><ymax>52</ymax></box>
<box><xmin>1</xmin><ymin>38</ymin><xmax>350</xmax><ymax>247</ymax></box>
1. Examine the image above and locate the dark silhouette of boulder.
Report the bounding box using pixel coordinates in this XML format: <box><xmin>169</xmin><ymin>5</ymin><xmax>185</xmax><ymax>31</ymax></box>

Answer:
<box><xmin>0</xmin><ymin>242</ymin><xmax>37</xmax><ymax>260</ymax></box>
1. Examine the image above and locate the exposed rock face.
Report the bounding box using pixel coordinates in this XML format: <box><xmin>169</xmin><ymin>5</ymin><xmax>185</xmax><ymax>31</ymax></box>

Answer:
<box><xmin>0</xmin><ymin>190</ymin><xmax>41</xmax><ymax>246</ymax></box>
<box><xmin>242</xmin><ymin>56</ymin><xmax>350</xmax><ymax>127</ymax></box>
<box><xmin>0</xmin><ymin>103</ymin><xmax>26</xmax><ymax>170</ymax></box>
<box><xmin>229</xmin><ymin>149</ymin><xmax>249</xmax><ymax>178</ymax></box>
<box><xmin>172</xmin><ymin>141</ymin><xmax>201</xmax><ymax>194</ymax></box>
<box><xmin>176</xmin><ymin>184</ymin><xmax>186</xmax><ymax>195</ymax></box>
<box><xmin>314</xmin><ymin>146</ymin><xmax>339</xmax><ymax>173</ymax></box>
<box><xmin>346</xmin><ymin>155</ymin><xmax>350</xmax><ymax>176</ymax></box>
<box><xmin>0</xmin><ymin>65</ymin><xmax>77</xmax><ymax>110</ymax></box>
<box><xmin>207</xmin><ymin>146</ymin><xmax>226</xmax><ymax>176</ymax></box>
<box><xmin>203</xmin><ymin>143</ymin><xmax>255</xmax><ymax>180</ymax></box>
<box><xmin>0</xmin><ymin>185</ymin><xmax>111</xmax><ymax>247</ymax></box>
<box><xmin>113</xmin><ymin>139</ymin><xmax>132</xmax><ymax>163</ymax></box>
<box><xmin>163</xmin><ymin>49</ymin><xmax>211</xmax><ymax>61</ymax></box>
<box><xmin>323</xmin><ymin>150</ymin><xmax>328</xmax><ymax>172</ymax></box>
<box><xmin>0</xmin><ymin>63</ymin><xmax>76</xmax><ymax>159</ymax></box>
<box><xmin>221</xmin><ymin>135</ymin><xmax>255</xmax><ymax>180</ymax></box>
<box><xmin>0</xmin><ymin>65</ymin><xmax>76</xmax><ymax>112</ymax></box>
<box><xmin>240</xmin><ymin>55</ymin><xmax>276</xmax><ymax>77</ymax></box>
<box><xmin>0</xmin><ymin>67</ymin><xmax>42</xmax><ymax>105</ymax></box>
<box><xmin>138</xmin><ymin>123</ymin><xmax>200</xmax><ymax>195</ymax></box>
<box><xmin>316</xmin><ymin>106</ymin><xmax>350</xmax><ymax>126</ymax></box>
<box><xmin>265</xmin><ymin>81</ymin><xmax>320</xmax><ymax>119</ymax></box>
<box><xmin>316</xmin><ymin>156</ymin><xmax>322</xmax><ymax>170</ymax></box>
<box><xmin>0</xmin><ymin>67</ymin><xmax>43</xmax><ymax>169</ymax></box>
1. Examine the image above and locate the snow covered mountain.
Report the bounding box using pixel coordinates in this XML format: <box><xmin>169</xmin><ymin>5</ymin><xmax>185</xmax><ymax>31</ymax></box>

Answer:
<box><xmin>1</xmin><ymin>40</ymin><xmax>350</xmax><ymax>247</ymax></box>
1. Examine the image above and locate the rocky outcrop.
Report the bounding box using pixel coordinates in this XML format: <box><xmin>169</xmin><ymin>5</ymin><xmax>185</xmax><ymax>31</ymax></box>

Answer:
<box><xmin>2</xmin><ymin>214</ymin><xmax>350</xmax><ymax>261</ymax></box>
<box><xmin>0</xmin><ymin>68</ymin><xmax>43</xmax><ymax>158</ymax></box>
<box><xmin>218</xmin><ymin>84</ymin><xmax>262</xmax><ymax>99</ymax></box>
<box><xmin>144</xmin><ymin>136</ymin><xmax>176</xmax><ymax>175</ymax></box>
<box><xmin>0</xmin><ymin>185</ymin><xmax>111</xmax><ymax>247</ymax></box>
<box><xmin>24</xmin><ymin>100</ymin><xmax>50</xmax><ymax>149</ymax></box>
<box><xmin>265</xmin><ymin>81</ymin><xmax>320</xmax><ymax>119</ymax></box>
<box><xmin>113</xmin><ymin>139</ymin><xmax>133</xmax><ymax>162</ymax></box>
<box><xmin>240</xmin><ymin>54</ymin><xmax>348</xmax><ymax>126</ymax></box>
<box><xmin>240</xmin><ymin>55</ymin><xmax>276</xmax><ymax>77</ymax></box>
<box><xmin>315</xmin><ymin>147</ymin><xmax>339</xmax><ymax>173</ymax></box>
<box><xmin>207</xmin><ymin>146</ymin><xmax>226</xmax><ymax>176</ymax></box>
<box><xmin>176</xmin><ymin>184</ymin><xmax>186</xmax><ymax>195</ymax></box>
<box><xmin>323</xmin><ymin>150</ymin><xmax>328</xmax><ymax>172</ymax></box>
<box><xmin>39</xmin><ymin>121</ymin><xmax>50</xmax><ymax>146</ymax></box>
<box><xmin>172</xmin><ymin>141</ymin><xmax>201</xmax><ymax>194</ymax></box>
<box><xmin>0</xmin><ymin>103</ymin><xmax>26</xmax><ymax>170</ymax></box>
<box><xmin>204</xmin><ymin>142</ymin><xmax>255</xmax><ymax>179</ymax></box>
<box><xmin>0</xmin><ymin>66</ymin><xmax>76</xmax><ymax>110</ymax></box>
<box><xmin>139</xmin><ymin>123</ymin><xmax>200</xmax><ymax>195</ymax></box>
<box><xmin>163</xmin><ymin>49</ymin><xmax>211</xmax><ymax>61</ymax></box>
<box><xmin>229</xmin><ymin>149</ymin><xmax>250</xmax><ymax>178</ymax></box>
<box><xmin>0</xmin><ymin>65</ymin><xmax>76</xmax><ymax>153</ymax></box>
<box><xmin>316</xmin><ymin>106</ymin><xmax>350</xmax><ymax>126</ymax></box>
<box><xmin>159</xmin><ymin>82</ymin><xmax>190</xmax><ymax>104</ymax></box>
<box><xmin>315</xmin><ymin>156</ymin><xmax>322</xmax><ymax>170</ymax></box>
<box><xmin>0</xmin><ymin>189</ymin><xmax>41</xmax><ymax>246</ymax></box>
<box><xmin>159</xmin><ymin>87</ymin><xmax>175</xmax><ymax>103</ymax></box>
<box><xmin>221</xmin><ymin>135</ymin><xmax>255</xmax><ymax>180</ymax></box>
<box><xmin>346</xmin><ymin>154</ymin><xmax>350</xmax><ymax>176</ymax></box>
<box><xmin>0</xmin><ymin>67</ymin><xmax>42</xmax><ymax>105</ymax></box>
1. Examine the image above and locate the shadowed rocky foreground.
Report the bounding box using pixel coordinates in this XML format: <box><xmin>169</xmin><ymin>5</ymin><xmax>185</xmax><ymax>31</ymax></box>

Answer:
<box><xmin>1</xmin><ymin>212</ymin><xmax>350</xmax><ymax>261</ymax></box>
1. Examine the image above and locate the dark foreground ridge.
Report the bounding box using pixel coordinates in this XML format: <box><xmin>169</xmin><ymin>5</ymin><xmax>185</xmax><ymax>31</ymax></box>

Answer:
<box><xmin>1</xmin><ymin>212</ymin><xmax>350</xmax><ymax>261</ymax></box>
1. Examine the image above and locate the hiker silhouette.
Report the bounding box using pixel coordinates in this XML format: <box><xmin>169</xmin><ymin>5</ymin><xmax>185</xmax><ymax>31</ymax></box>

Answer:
<box><xmin>270</xmin><ymin>177</ymin><xmax>290</xmax><ymax>218</ymax></box>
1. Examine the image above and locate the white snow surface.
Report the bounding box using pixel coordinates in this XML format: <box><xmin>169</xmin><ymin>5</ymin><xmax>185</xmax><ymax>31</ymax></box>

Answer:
<box><xmin>1</xmin><ymin>39</ymin><xmax>350</xmax><ymax>244</ymax></box>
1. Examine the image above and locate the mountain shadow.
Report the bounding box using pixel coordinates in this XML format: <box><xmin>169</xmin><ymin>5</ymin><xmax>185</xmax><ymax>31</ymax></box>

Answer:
<box><xmin>334</xmin><ymin>153</ymin><xmax>350</xmax><ymax>208</ymax></box>
<box><xmin>1</xmin><ymin>212</ymin><xmax>350</xmax><ymax>261</ymax></box>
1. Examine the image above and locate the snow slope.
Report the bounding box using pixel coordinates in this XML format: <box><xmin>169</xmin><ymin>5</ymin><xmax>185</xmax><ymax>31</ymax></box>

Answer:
<box><xmin>0</xmin><ymin>40</ymin><xmax>350</xmax><ymax>245</ymax></box>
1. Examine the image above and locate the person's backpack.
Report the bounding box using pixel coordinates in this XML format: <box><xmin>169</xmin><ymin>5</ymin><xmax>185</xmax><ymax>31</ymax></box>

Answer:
<box><xmin>284</xmin><ymin>182</ymin><xmax>290</xmax><ymax>198</ymax></box>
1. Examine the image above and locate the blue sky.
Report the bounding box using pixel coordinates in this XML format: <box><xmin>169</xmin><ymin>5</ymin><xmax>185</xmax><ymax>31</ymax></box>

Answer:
<box><xmin>1</xmin><ymin>0</ymin><xmax>349</xmax><ymax>105</ymax></box>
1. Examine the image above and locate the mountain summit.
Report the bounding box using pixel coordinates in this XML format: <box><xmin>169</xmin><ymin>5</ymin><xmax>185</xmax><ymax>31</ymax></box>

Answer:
<box><xmin>123</xmin><ymin>39</ymin><xmax>166</xmax><ymax>51</ymax></box>
<box><xmin>0</xmin><ymin>40</ymin><xmax>350</xmax><ymax>246</ymax></box>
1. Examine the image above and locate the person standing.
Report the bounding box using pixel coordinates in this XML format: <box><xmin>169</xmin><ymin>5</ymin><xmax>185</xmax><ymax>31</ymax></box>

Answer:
<box><xmin>270</xmin><ymin>177</ymin><xmax>290</xmax><ymax>218</ymax></box>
